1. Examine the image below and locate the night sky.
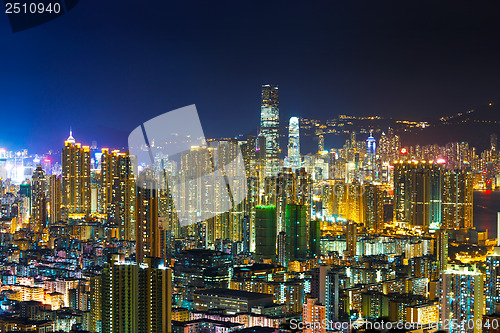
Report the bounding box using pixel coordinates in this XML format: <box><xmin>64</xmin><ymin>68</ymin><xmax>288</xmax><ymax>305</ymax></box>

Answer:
<box><xmin>1</xmin><ymin>1</ymin><xmax>500</xmax><ymax>152</ymax></box>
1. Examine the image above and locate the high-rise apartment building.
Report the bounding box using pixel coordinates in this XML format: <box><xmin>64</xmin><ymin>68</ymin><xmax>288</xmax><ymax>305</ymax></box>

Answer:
<box><xmin>101</xmin><ymin>255</ymin><xmax>172</xmax><ymax>333</ymax></box>
<box><xmin>346</xmin><ymin>221</ymin><xmax>357</xmax><ymax>257</ymax></box>
<box><xmin>102</xmin><ymin>151</ymin><xmax>137</xmax><ymax>241</ymax></box>
<box><xmin>437</xmin><ymin>229</ymin><xmax>449</xmax><ymax>272</ymax></box>
<box><xmin>486</xmin><ymin>245</ymin><xmax>500</xmax><ymax>315</ymax></box>
<box><xmin>136</xmin><ymin>170</ymin><xmax>159</xmax><ymax>263</ymax></box>
<box><xmin>363</xmin><ymin>184</ymin><xmax>384</xmax><ymax>232</ymax></box>
<box><xmin>393</xmin><ymin>161</ymin><xmax>442</xmax><ymax>230</ymax></box>
<box><xmin>440</xmin><ymin>265</ymin><xmax>483</xmax><ymax>333</ymax></box>
<box><xmin>100</xmin><ymin>148</ymin><xmax>120</xmax><ymax>214</ymax></box>
<box><xmin>303</xmin><ymin>296</ymin><xmax>326</xmax><ymax>333</ymax></box>
<box><xmin>284</xmin><ymin>204</ymin><xmax>308</xmax><ymax>264</ymax></box>
<box><xmin>31</xmin><ymin>165</ymin><xmax>47</xmax><ymax>235</ymax></box>
<box><xmin>254</xmin><ymin>205</ymin><xmax>277</xmax><ymax>261</ymax></box>
<box><xmin>441</xmin><ymin>170</ymin><xmax>473</xmax><ymax>229</ymax></box>
<box><xmin>48</xmin><ymin>174</ymin><xmax>61</xmax><ymax>225</ymax></box>
<box><xmin>393</xmin><ymin>161</ymin><xmax>473</xmax><ymax>230</ymax></box>
<box><xmin>62</xmin><ymin>132</ymin><xmax>91</xmax><ymax>216</ymax></box>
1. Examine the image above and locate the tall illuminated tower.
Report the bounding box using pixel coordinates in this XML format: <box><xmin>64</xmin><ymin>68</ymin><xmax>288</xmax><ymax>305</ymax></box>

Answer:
<box><xmin>260</xmin><ymin>84</ymin><xmax>280</xmax><ymax>176</ymax></box>
<box><xmin>101</xmin><ymin>149</ymin><xmax>137</xmax><ymax>241</ymax></box>
<box><xmin>287</xmin><ymin>116</ymin><xmax>301</xmax><ymax>170</ymax></box>
<box><xmin>365</xmin><ymin>131</ymin><xmax>376</xmax><ymax>181</ymax></box>
<box><xmin>112</xmin><ymin>153</ymin><xmax>137</xmax><ymax>241</ymax></box>
<box><xmin>441</xmin><ymin>169</ymin><xmax>473</xmax><ymax>229</ymax></box>
<box><xmin>136</xmin><ymin>170</ymin><xmax>160</xmax><ymax>263</ymax></box>
<box><xmin>48</xmin><ymin>175</ymin><xmax>61</xmax><ymax>225</ymax></box>
<box><xmin>62</xmin><ymin>131</ymin><xmax>91</xmax><ymax>216</ymax></box>
<box><xmin>100</xmin><ymin>148</ymin><xmax>120</xmax><ymax>214</ymax></box>
<box><xmin>31</xmin><ymin>165</ymin><xmax>47</xmax><ymax>234</ymax></box>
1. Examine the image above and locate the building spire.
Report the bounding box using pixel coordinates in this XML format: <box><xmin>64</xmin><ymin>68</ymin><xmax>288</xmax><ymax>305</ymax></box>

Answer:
<box><xmin>66</xmin><ymin>127</ymin><xmax>76</xmax><ymax>144</ymax></box>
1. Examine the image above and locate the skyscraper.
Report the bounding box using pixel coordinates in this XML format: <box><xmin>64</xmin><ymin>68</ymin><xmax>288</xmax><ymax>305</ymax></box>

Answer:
<box><xmin>136</xmin><ymin>170</ymin><xmax>160</xmax><ymax>263</ymax></box>
<box><xmin>31</xmin><ymin>165</ymin><xmax>47</xmax><ymax>236</ymax></box>
<box><xmin>440</xmin><ymin>266</ymin><xmax>483</xmax><ymax>333</ymax></box>
<box><xmin>309</xmin><ymin>218</ymin><xmax>321</xmax><ymax>258</ymax></box>
<box><xmin>346</xmin><ymin>221</ymin><xmax>357</xmax><ymax>257</ymax></box>
<box><xmin>485</xmin><ymin>247</ymin><xmax>500</xmax><ymax>315</ymax></box>
<box><xmin>441</xmin><ymin>169</ymin><xmax>473</xmax><ymax>229</ymax></box>
<box><xmin>260</xmin><ymin>84</ymin><xmax>280</xmax><ymax>176</ymax></box>
<box><xmin>363</xmin><ymin>184</ymin><xmax>384</xmax><ymax>232</ymax></box>
<box><xmin>101</xmin><ymin>255</ymin><xmax>172</xmax><ymax>333</ymax></box>
<box><xmin>100</xmin><ymin>148</ymin><xmax>120</xmax><ymax>214</ymax></box>
<box><xmin>437</xmin><ymin>229</ymin><xmax>449</xmax><ymax>272</ymax></box>
<box><xmin>62</xmin><ymin>131</ymin><xmax>91</xmax><ymax>216</ymax></box>
<box><xmin>486</xmin><ymin>225</ymin><xmax>500</xmax><ymax>315</ymax></box>
<box><xmin>287</xmin><ymin>116</ymin><xmax>301</xmax><ymax>170</ymax></box>
<box><xmin>284</xmin><ymin>204</ymin><xmax>308</xmax><ymax>264</ymax></box>
<box><xmin>254</xmin><ymin>205</ymin><xmax>277</xmax><ymax>261</ymax></box>
<box><xmin>318</xmin><ymin>134</ymin><xmax>325</xmax><ymax>154</ymax></box>
<box><xmin>365</xmin><ymin>131</ymin><xmax>376</xmax><ymax>181</ymax></box>
<box><xmin>491</xmin><ymin>133</ymin><xmax>498</xmax><ymax>151</ymax></box>
<box><xmin>393</xmin><ymin>161</ymin><xmax>442</xmax><ymax>230</ymax></box>
<box><xmin>107</xmin><ymin>152</ymin><xmax>137</xmax><ymax>241</ymax></box>
<box><xmin>48</xmin><ymin>175</ymin><xmax>61</xmax><ymax>225</ymax></box>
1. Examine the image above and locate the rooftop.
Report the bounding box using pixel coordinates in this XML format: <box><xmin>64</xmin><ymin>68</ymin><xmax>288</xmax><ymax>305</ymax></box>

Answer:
<box><xmin>194</xmin><ymin>288</ymin><xmax>273</xmax><ymax>300</ymax></box>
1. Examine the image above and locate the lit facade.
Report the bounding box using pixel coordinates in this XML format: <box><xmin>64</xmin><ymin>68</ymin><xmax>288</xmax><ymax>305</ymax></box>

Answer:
<box><xmin>440</xmin><ymin>266</ymin><xmax>484</xmax><ymax>333</ymax></box>
<box><xmin>62</xmin><ymin>132</ymin><xmax>91</xmax><ymax>215</ymax></box>
<box><xmin>260</xmin><ymin>84</ymin><xmax>280</xmax><ymax>176</ymax></box>
<box><xmin>287</xmin><ymin>116</ymin><xmax>301</xmax><ymax>170</ymax></box>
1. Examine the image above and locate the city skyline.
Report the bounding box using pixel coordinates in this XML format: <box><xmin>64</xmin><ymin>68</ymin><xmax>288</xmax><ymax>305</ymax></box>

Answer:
<box><xmin>3</xmin><ymin>1</ymin><xmax>500</xmax><ymax>332</ymax></box>
<box><xmin>2</xmin><ymin>2</ymin><xmax>500</xmax><ymax>152</ymax></box>
<box><xmin>0</xmin><ymin>81</ymin><xmax>500</xmax><ymax>332</ymax></box>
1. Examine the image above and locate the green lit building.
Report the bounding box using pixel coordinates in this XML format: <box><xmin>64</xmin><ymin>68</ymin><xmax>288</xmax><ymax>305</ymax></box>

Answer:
<box><xmin>284</xmin><ymin>204</ymin><xmax>307</xmax><ymax>263</ymax></box>
<box><xmin>309</xmin><ymin>218</ymin><xmax>321</xmax><ymax>258</ymax></box>
<box><xmin>255</xmin><ymin>205</ymin><xmax>277</xmax><ymax>261</ymax></box>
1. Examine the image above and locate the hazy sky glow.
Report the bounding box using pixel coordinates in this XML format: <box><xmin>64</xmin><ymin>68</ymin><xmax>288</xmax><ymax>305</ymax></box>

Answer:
<box><xmin>1</xmin><ymin>1</ymin><xmax>500</xmax><ymax>152</ymax></box>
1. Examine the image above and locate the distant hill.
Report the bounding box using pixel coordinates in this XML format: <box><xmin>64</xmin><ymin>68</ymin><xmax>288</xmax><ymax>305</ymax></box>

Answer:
<box><xmin>399</xmin><ymin>102</ymin><xmax>500</xmax><ymax>151</ymax></box>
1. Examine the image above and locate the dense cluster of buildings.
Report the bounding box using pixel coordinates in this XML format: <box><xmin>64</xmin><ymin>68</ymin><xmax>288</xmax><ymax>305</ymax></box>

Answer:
<box><xmin>0</xmin><ymin>84</ymin><xmax>499</xmax><ymax>332</ymax></box>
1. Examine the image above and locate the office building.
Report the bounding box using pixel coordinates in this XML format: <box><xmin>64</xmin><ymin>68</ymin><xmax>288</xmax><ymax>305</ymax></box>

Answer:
<box><xmin>260</xmin><ymin>84</ymin><xmax>280</xmax><ymax>176</ymax></box>
<box><xmin>287</xmin><ymin>116</ymin><xmax>301</xmax><ymax>170</ymax></box>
